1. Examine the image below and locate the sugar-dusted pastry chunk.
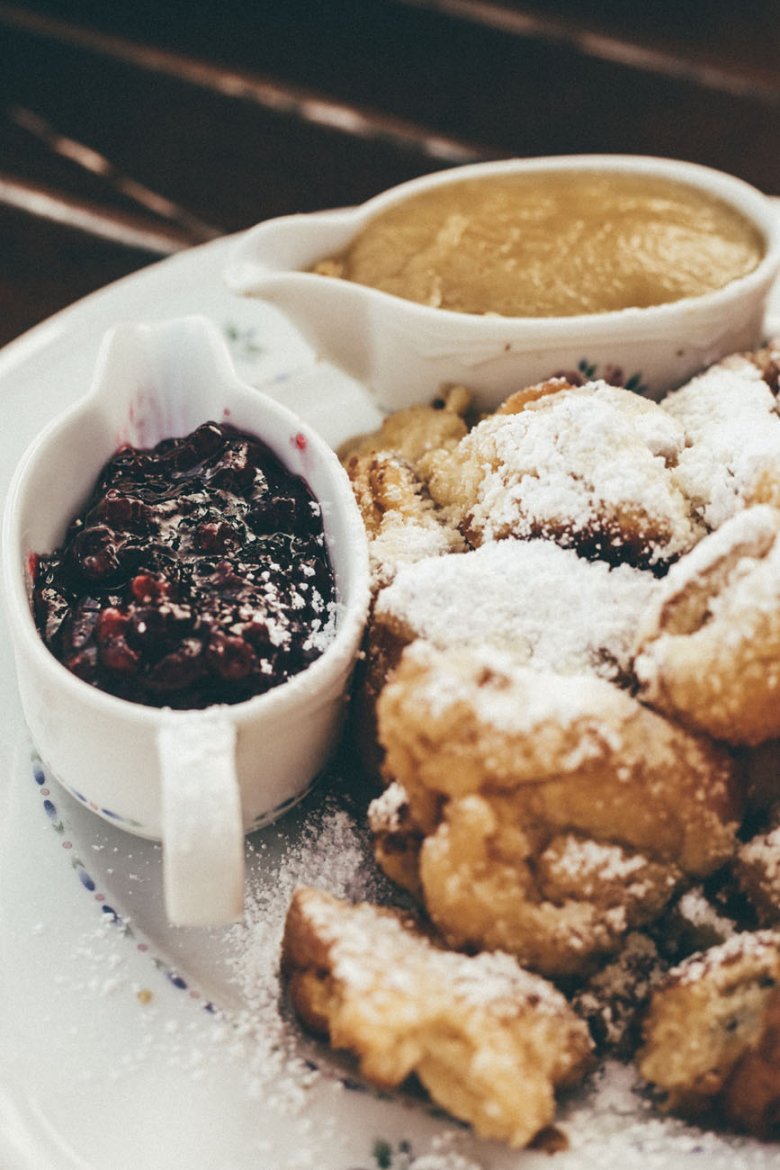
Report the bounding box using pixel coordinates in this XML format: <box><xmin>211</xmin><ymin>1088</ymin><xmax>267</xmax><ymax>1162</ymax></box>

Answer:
<box><xmin>345</xmin><ymin>448</ymin><xmax>464</xmax><ymax>587</ymax></box>
<box><xmin>371</xmin><ymin>538</ymin><xmax>658</xmax><ymax>686</ymax></box>
<box><xmin>282</xmin><ymin>886</ymin><xmax>594</xmax><ymax>1148</ymax></box>
<box><xmin>376</xmin><ymin>642</ymin><xmax>740</xmax><ymax>977</ymax></box>
<box><xmin>341</xmin><ymin>386</ymin><xmax>471</xmax><ymax>588</ymax></box>
<box><xmin>662</xmin><ymin>353</ymin><xmax>780</xmax><ymax>529</ymax></box>
<box><xmin>639</xmin><ymin>930</ymin><xmax>780</xmax><ymax>1136</ymax></box>
<box><xmin>367</xmin><ymin>779</ymin><xmax>424</xmax><ymax>897</ymax></box>
<box><xmin>426</xmin><ymin>380</ymin><xmax>702</xmax><ymax>568</ymax></box>
<box><xmin>359</xmin><ymin>538</ymin><xmax>657</xmax><ymax>779</ymax></box>
<box><xmin>634</xmin><ymin>505</ymin><xmax>780</xmax><ymax>746</ymax></box>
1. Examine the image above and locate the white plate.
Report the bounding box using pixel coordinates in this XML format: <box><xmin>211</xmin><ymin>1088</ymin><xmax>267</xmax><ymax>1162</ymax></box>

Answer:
<box><xmin>2</xmin><ymin>229</ymin><xmax>780</xmax><ymax>1170</ymax></box>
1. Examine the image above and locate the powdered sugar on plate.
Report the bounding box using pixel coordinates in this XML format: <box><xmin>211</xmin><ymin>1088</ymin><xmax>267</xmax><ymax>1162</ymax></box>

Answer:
<box><xmin>555</xmin><ymin>1060</ymin><xmax>780</xmax><ymax>1170</ymax></box>
<box><xmin>217</xmin><ymin>792</ymin><xmax>382</xmax><ymax>1090</ymax></box>
<box><xmin>16</xmin><ymin>752</ymin><xmax>780</xmax><ymax>1170</ymax></box>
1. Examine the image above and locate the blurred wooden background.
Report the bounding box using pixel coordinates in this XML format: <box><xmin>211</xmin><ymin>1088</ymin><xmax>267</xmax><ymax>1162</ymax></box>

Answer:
<box><xmin>1</xmin><ymin>0</ymin><xmax>779</xmax><ymax>346</ymax></box>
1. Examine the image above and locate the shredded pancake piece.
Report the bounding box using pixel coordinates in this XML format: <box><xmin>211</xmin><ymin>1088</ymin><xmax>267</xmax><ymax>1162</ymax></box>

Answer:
<box><xmin>341</xmin><ymin>386</ymin><xmax>472</xmax><ymax>587</ymax></box>
<box><xmin>368</xmin><ymin>779</ymin><xmax>424</xmax><ymax>897</ymax></box>
<box><xmin>345</xmin><ymin>449</ymin><xmax>464</xmax><ymax>587</ymax></box>
<box><xmin>425</xmin><ymin>380</ymin><xmax>702</xmax><ymax>569</ymax></box>
<box><xmin>639</xmin><ymin>930</ymin><xmax>780</xmax><ymax>1137</ymax></box>
<box><xmin>358</xmin><ymin>539</ymin><xmax>657</xmax><ymax>779</ymax></box>
<box><xmin>634</xmin><ymin>504</ymin><xmax>780</xmax><ymax>745</ymax></box>
<box><xmin>572</xmin><ymin>932</ymin><xmax>667</xmax><ymax>1057</ymax></box>
<box><xmin>282</xmin><ymin>886</ymin><xmax>594</xmax><ymax>1148</ymax></box>
<box><xmin>661</xmin><ymin>353</ymin><xmax>780</xmax><ymax>529</ymax></box>
<box><xmin>374</xmin><ymin>642</ymin><xmax>739</xmax><ymax>977</ymax></box>
<box><xmin>340</xmin><ymin>384</ymin><xmax>471</xmax><ymax>472</ymax></box>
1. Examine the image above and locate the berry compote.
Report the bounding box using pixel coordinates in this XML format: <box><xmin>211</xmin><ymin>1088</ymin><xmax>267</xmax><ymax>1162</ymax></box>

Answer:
<box><xmin>32</xmin><ymin>421</ymin><xmax>336</xmax><ymax>709</ymax></box>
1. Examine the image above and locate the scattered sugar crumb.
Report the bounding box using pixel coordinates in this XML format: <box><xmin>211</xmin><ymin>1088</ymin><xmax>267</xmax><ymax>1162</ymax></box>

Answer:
<box><xmin>676</xmin><ymin>888</ymin><xmax>737</xmax><ymax>940</ymax></box>
<box><xmin>43</xmin><ymin>787</ymin><xmax>779</xmax><ymax>1167</ymax></box>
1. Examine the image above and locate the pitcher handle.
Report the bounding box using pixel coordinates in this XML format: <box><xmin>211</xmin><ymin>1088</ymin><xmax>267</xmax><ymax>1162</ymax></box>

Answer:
<box><xmin>158</xmin><ymin>710</ymin><xmax>245</xmax><ymax>926</ymax></box>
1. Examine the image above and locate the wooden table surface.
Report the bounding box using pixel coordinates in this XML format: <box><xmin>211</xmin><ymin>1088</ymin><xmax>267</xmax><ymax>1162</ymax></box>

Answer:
<box><xmin>1</xmin><ymin>0</ymin><xmax>779</xmax><ymax>349</ymax></box>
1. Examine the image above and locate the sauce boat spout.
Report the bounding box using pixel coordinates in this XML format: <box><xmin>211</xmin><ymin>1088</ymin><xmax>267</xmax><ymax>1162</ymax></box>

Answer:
<box><xmin>225</xmin><ymin>208</ymin><xmax>357</xmax><ymax>292</ymax></box>
<box><xmin>226</xmin><ymin>212</ymin><xmax>378</xmax><ymax>387</ymax></box>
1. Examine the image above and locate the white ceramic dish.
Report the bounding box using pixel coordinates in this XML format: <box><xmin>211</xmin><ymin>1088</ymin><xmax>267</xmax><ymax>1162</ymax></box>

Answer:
<box><xmin>1</xmin><ymin>229</ymin><xmax>780</xmax><ymax>1170</ymax></box>
<box><xmin>225</xmin><ymin>155</ymin><xmax>780</xmax><ymax>411</ymax></box>
<box><xmin>2</xmin><ymin>315</ymin><xmax>370</xmax><ymax>927</ymax></box>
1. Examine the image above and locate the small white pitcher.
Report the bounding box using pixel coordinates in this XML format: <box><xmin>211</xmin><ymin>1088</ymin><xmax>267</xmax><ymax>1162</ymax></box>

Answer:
<box><xmin>2</xmin><ymin>315</ymin><xmax>370</xmax><ymax>927</ymax></box>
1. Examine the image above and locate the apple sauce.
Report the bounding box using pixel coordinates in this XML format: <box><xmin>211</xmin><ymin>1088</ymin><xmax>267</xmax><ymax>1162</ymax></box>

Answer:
<box><xmin>314</xmin><ymin>171</ymin><xmax>764</xmax><ymax>317</ymax></box>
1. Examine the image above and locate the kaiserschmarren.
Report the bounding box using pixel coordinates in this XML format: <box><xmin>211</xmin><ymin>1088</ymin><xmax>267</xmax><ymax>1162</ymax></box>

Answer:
<box><xmin>281</xmin><ymin>341</ymin><xmax>780</xmax><ymax>1148</ymax></box>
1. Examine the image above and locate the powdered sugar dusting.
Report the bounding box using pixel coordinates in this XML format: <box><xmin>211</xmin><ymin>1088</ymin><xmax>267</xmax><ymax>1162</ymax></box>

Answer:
<box><xmin>676</xmin><ymin>888</ymin><xmax>738</xmax><ymax>940</ymax></box>
<box><xmin>221</xmin><ymin>796</ymin><xmax>376</xmax><ymax>1046</ymax></box>
<box><xmin>404</xmin><ymin>640</ymin><xmax>629</xmax><ymax>750</ymax></box>
<box><xmin>301</xmin><ymin>888</ymin><xmax>568</xmax><ymax>1017</ymax></box>
<box><xmin>438</xmin><ymin>382</ymin><xmax>698</xmax><ymax>562</ymax></box>
<box><xmin>662</xmin><ymin>356</ymin><xmax>780</xmax><ymax>529</ymax></box>
<box><xmin>552</xmin><ymin>838</ymin><xmax>649</xmax><ymax>884</ymax></box>
<box><xmin>377</xmin><ymin>540</ymin><xmax>657</xmax><ymax>681</ymax></box>
<box><xmin>370</xmin><ymin>514</ymin><xmax>463</xmax><ymax>586</ymax></box>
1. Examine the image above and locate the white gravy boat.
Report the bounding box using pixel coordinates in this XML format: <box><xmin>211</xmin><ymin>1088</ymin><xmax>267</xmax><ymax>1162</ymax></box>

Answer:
<box><xmin>225</xmin><ymin>154</ymin><xmax>780</xmax><ymax>411</ymax></box>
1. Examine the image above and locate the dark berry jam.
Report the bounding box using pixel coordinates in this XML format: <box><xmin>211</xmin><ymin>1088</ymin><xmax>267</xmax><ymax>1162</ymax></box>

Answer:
<box><xmin>32</xmin><ymin>421</ymin><xmax>336</xmax><ymax>709</ymax></box>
